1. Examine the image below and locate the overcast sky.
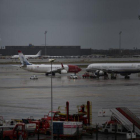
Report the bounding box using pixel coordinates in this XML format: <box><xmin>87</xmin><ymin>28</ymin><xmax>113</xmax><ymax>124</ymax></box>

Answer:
<box><xmin>0</xmin><ymin>0</ymin><xmax>140</xmax><ymax>49</ymax></box>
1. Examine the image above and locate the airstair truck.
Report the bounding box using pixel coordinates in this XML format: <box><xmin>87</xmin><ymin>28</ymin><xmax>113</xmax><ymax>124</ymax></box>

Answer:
<box><xmin>98</xmin><ymin>107</ymin><xmax>140</xmax><ymax>136</ymax></box>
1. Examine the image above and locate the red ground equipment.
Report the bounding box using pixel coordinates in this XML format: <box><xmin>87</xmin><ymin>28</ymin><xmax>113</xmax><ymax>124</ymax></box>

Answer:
<box><xmin>24</xmin><ymin>117</ymin><xmax>50</xmax><ymax>135</ymax></box>
<box><xmin>45</xmin><ymin>101</ymin><xmax>92</xmax><ymax>126</ymax></box>
<box><xmin>1</xmin><ymin>123</ymin><xmax>35</xmax><ymax>140</ymax></box>
<box><xmin>82</xmin><ymin>73</ymin><xmax>90</xmax><ymax>78</ymax></box>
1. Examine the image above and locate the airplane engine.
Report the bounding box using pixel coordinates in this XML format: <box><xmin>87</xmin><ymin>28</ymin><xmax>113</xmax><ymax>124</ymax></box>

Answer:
<box><xmin>120</xmin><ymin>73</ymin><xmax>131</xmax><ymax>76</ymax></box>
<box><xmin>95</xmin><ymin>70</ymin><xmax>105</xmax><ymax>76</ymax></box>
<box><xmin>61</xmin><ymin>69</ymin><xmax>67</xmax><ymax>74</ymax></box>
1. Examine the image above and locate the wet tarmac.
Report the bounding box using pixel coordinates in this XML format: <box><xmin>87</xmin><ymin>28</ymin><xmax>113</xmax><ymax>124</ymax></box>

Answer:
<box><xmin>0</xmin><ymin>64</ymin><xmax>140</xmax><ymax>140</ymax></box>
<box><xmin>1</xmin><ymin>57</ymin><xmax>140</xmax><ymax>64</ymax></box>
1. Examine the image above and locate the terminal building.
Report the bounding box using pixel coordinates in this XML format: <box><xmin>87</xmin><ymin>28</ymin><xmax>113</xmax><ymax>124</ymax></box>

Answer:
<box><xmin>0</xmin><ymin>45</ymin><xmax>92</xmax><ymax>56</ymax></box>
<box><xmin>0</xmin><ymin>45</ymin><xmax>140</xmax><ymax>57</ymax></box>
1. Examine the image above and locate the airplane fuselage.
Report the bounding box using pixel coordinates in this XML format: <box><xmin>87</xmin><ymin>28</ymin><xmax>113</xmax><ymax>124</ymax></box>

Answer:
<box><xmin>23</xmin><ymin>64</ymin><xmax>68</xmax><ymax>73</ymax></box>
<box><xmin>86</xmin><ymin>63</ymin><xmax>140</xmax><ymax>74</ymax></box>
<box><xmin>22</xmin><ymin>64</ymin><xmax>81</xmax><ymax>74</ymax></box>
<box><xmin>11</xmin><ymin>55</ymin><xmax>40</xmax><ymax>59</ymax></box>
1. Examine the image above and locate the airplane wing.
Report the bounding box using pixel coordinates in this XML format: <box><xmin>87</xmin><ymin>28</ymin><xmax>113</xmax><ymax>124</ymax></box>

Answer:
<box><xmin>48</xmin><ymin>69</ymin><xmax>61</xmax><ymax>74</ymax></box>
<box><xmin>12</xmin><ymin>64</ymin><xmax>27</xmax><ymax>68</ymax></box>
<box><xmin>102</xmin><ymin>68</ymin><xmax>119</xmax><ymax>73</ymax></box>
<box><xmin>98</xmin><ymin>68</ymin><xmax>114</xmax><ymax>73</ymax></box>
<box><xmin>46</xmin><ymin>63</ymin><xmax>65</xmax><ymax>74</ymax></box>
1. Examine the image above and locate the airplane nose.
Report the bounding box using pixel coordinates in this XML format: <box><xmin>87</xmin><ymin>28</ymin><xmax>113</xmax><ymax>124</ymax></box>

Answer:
<box><xmin>78</xmin><ymin>66</ymin><xmax>82</xmax><ymax>72</ymax></box>
<box><xmin>86</xmin><ymin>68</ymin><xmax>89</xmax><ymax>72</ymax></box>
<box><xmin>68</xmin><ymin>65</ymin><xmax>81</xmax><ymax>73</ymax></box>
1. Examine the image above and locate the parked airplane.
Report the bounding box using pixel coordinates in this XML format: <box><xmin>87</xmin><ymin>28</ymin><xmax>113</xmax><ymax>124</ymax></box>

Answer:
<box><xmin>133</xmin><ymin>55</ymin><xmax>140</xmax><ymax>58</ymax></box>
<box><xmin>86</xmin><ymin>63</ymin><xmax>140</xmax><ymax>79</ymax></box>
<box><xmin>18</xmin><ymin>50</ymin><xmax>81</xmax><ymax>75</ymax></box>
<box><xmin>11</xmin><ymin>50</ymin><xmax>42</xmax><ymax>59</ymax></box>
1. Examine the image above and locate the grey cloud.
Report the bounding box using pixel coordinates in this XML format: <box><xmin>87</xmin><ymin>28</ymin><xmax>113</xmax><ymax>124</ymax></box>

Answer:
<box><xmin>0</xmin><ymin>0</ymin><xmax>140</xmax><ymax>49</ymax></box>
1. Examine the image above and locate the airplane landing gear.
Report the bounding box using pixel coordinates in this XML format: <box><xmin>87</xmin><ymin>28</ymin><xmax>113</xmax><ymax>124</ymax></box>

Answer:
<box><xmin>104</xmin><ymin>72</ymin><xmax>109</xmax><ymax>80</ymax></box>
<box><xmin>104</xmin><ymin>75</ymin><xmax>109</xmax><ymax>80</ymax></box>
<box><xmin>111</xmin><ymin>73</ymin><xmax>117</xmax><ymax>79</ymax></box>
<box><xmin>52</xmin><ymin>72</ymin><xmax>55</xmax><ymax>76</ymax></box>
<box><xmin>125</xmin><ymin>75</ymin><xmax>130</xmax><ymax>79</ymax></box>
<box><xmin>45</xmin><ymin>73</ymin><xmax>55</xmax><ymax>76</ymax></box>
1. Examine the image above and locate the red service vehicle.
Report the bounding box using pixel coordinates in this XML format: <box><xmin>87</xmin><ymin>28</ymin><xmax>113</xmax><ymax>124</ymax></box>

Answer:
<box><xmin>82</xmin><ymin>73</ymin><xmax>97</xmax><ymax>78</ymax></box>
<box><xmin>24</xmin><ymin>117</ymin><xmax>50</xmax><ymax>135</ymax></box>
<box><xmin>45</xmin><ymin>101</ymin><xmax>92</xmax><ymax>126</ymax></box>
<box><xmin>45</xmin><ymin>111</ymin><xmax>61</xmax><ymax>121</ymax></box>
<box><xmin>82</xmin><ymin>73</ymin><xmax>90</xmax><ymax>78</ymax></box>
<box><xmin>1</xmin><ymin>123</ymin><xmax>36</xmax><ymax>140</ymax></box>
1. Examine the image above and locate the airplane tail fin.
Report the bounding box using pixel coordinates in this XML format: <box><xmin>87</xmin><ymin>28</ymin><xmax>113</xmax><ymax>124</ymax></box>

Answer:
<box><xmin>18</xmin><ymin>50</ymin><xmax>32</xmax><ymax>66</ymax></box>
<box><xmin>61</xmin><ymin>63</ymin><xmax>65</xmax><ymax>69</ymax></box>
<box><xmin>36</xmin><ymin>50</ymin><xmax>42</xmax><ymax>56</ymax></box>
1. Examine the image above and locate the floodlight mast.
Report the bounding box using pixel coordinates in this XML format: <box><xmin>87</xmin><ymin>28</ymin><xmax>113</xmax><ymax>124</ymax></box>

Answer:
<box><xmin>119</xmin><ymin>31</ymin><xmax>122</xmax><ymax>56</ymax></box>
<box><xmin>44</xmin><ymin>31</ymin><xmax>47</xmax><ymax>56</ymax></box>
<box><xmin>50</xmin><ymin>58</ymin><xmax>55</xmax><ymax>140</ymax></box>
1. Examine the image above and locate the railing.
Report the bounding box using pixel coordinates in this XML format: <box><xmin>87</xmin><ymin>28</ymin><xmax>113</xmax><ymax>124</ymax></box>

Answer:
<box><xmin>111</xmin><ymin>109</ymin><xmax>132</xmax><ymax>131</ymax></box>
<box><xmin>110</xmin><ymin>109</ymin><xmax>140</xmax><ymax>135</ymax></box>
<box><xmin>121</xmin><ymin>107</ymin><xmax>140</xmax><ymax>125</ymax></box>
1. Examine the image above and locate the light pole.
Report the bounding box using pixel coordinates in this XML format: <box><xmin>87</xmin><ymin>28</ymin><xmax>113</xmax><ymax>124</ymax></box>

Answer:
<box><xmin>49</xmin><ymin>59</ymin><xmax>55</xmax><ymax>140</ymax></box>
<box><xmin>119</xmin><ymin>31</ymin><xmax>122</xmax><ymax>55</ymax></box>
<box><xmin>44</xmin><ymin>31</ymin><xmax>47</xmax><ymax>56</ymax></box>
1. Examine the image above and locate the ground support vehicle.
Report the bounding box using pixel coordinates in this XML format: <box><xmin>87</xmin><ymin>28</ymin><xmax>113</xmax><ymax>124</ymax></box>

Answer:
<box><xmin>82</xmin><ymin>72</ymin><xmax>90</xmax><ymax>78</ymax></box>
<box><xmin>100</xmin><ymin>118</ymin><xmax>128</xmax><ymax>134</ymax></box>
<box><xmin>23</xmin><ymin>118</ymin><xmax>83</xmax><ymax>139</ymax></box>
<box><xmin>98</xmin><ymin>107</ymin><xmax>140</xmax><ymax>137</ymax></box>
<box><xmin>45</xmin><ymin>101</ymin><xmax>92</xmax><ymax>126</ymax></box>
<box><xmin>82</xmin><ymin>72</ymin><xmax>97</xmax><ymax>78</ymax></box>
<box><xmin>0</xmin><ymin>123</ymin><xmax>36</xmax><ymax>140</ymax></box>
<box><xmin>23</xmin><ymin>117</ymin><xmax>51</xmax><ymax>135</ymax></box>
<box><xmin>69</xmin><ymin>74</ymin><xmax>78</xmax><ymax>79</ymax></box>
<box><xmin>53</xmin><ymin>121</ymin><xmax>83</xmax><ymax>139</ymax></box>
<box><xmin>30</xmin><ymin>75</ymin><xmax>38</xmax><ymax>80</ymax></box>
<box><xmin>45</xmin><ymin>101</ymin><xmax>93</xmax><ymax>139</ymax></box>
<box><xmin>89</xmin><ymin>73</ymin><xmax>97</xmax><ymax>78</ymax></box>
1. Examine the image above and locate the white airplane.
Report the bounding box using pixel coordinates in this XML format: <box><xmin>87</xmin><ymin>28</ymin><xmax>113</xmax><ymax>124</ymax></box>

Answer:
<box><xmin>86</xmin><ymin>63</ymin><xmax>140</xmax><ymax>79</ymax></box>
<box><xmin>18</xmin><ymin>50</ymin><xmax>81</xmax><ymax>76</ymax></box>
<box><xmin>133</xmin><ymin>55</ymin><xmax>140</xmax><ymax>58</ymax></box>
<box><xmin>11</xmin><ymin>50</ymin><xmax>42</xmax><ymax>59</ymax></box>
